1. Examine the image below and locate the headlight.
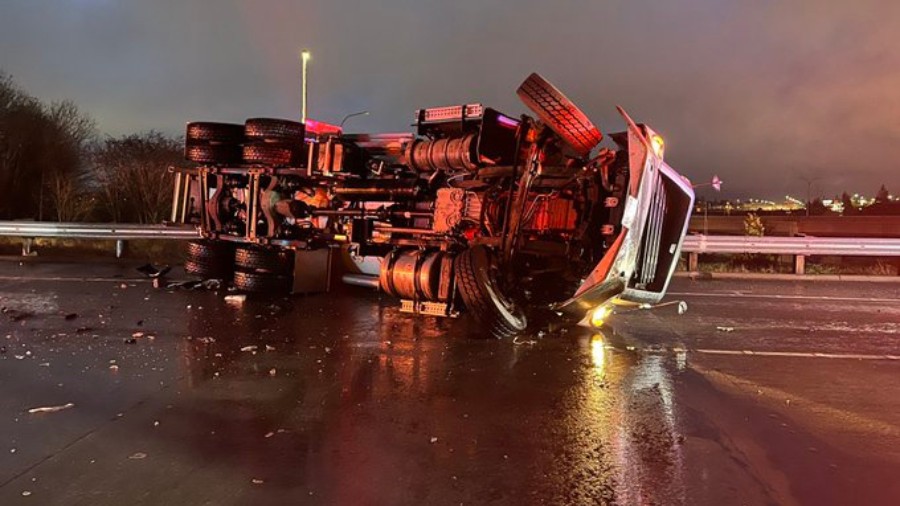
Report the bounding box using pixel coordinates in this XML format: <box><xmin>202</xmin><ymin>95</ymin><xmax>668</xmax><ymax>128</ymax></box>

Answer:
<box><xmin>650</xmin><ymin>134</ymin><xmax>665</xmax><ymax>158</ymax></box>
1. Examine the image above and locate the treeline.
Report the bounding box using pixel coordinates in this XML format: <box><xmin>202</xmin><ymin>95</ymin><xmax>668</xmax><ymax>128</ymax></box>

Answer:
<box><xmin>0</xmin><ymin>72</ymin><xmax>189</xmax><ymax>223</ymax></box>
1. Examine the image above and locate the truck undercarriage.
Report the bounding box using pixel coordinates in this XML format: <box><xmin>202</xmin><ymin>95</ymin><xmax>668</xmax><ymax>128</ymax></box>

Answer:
<box><xmin>170</xmin><ymin>73</ymin><xmax>695</xmax><ymax>338</ymax></box>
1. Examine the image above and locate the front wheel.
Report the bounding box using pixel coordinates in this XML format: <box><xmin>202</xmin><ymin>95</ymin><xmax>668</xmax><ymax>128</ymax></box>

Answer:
<box><xmin>454</xmin><ymin>246</ymin><xmax>527</xmax><ymax>339</ymax></box>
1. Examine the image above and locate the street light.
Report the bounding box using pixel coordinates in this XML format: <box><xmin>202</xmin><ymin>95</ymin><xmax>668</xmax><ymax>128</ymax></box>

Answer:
<box><xmin>301</xmin><ymin>49</ymin><xmax>311</xmax><ymax>123</ymax></box>
<box><xmin>339</xmin><ymin>110</ymin><xmax>370</xmax><ymax>129</ymax></box>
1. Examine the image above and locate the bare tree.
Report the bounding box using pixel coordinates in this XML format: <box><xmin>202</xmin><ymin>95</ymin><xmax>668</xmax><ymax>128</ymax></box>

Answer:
<box><xmin>91</xmin><ymin>132</ymin><xmax>186</xmax><ymax>223</ymax></box>
<box><xmin>0</xmin><ymin>72</ymin><xmax>96</xmax><ymax>220</ymax></box>
<box><xmin>42</xmin><ymin>100</ymin><xmax>97</xmax><ymax>220</ymax></box>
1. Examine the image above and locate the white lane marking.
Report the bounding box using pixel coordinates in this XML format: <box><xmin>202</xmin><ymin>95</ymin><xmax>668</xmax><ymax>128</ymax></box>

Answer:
<box><xmin>668</xmin><ymin>291</ymin><xmax>900</xmax><ymax>304</ymax></box>
<box><xmin>0</xmin><ymin>275</ymin><xmax>149</xmax><ymax>283</ymax></box>
<box><xmin>694</xmin><ymin>348</ymin><xmax>900</xmax><ymax>361</ymax></box>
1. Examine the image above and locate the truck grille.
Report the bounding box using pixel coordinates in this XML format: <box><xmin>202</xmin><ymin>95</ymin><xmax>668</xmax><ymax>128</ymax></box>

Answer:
<box><xmin>637</xmin><ymin>172</ymin><xmax>667</xmax><ymax>287</ymax></box>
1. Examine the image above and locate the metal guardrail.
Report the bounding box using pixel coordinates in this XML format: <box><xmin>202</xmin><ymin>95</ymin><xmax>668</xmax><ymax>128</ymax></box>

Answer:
<box><xmin>0</xmin><ymin>221</ymin><xmax>201</xmax><ymax>257</ymax></box>
<box><xmin>0</xmin><ymin>221</ymin><xmax>200</xmax><ymax>240</ymax></box>
<box><xmin>681</xmin><ymin>234</ymin><xmax>900</xmax><ymax>275</ymax></box>
<box><xmin>681</xmin><ymin>235</ymin><xmax>900</xmax><ymax>256</ymax></box>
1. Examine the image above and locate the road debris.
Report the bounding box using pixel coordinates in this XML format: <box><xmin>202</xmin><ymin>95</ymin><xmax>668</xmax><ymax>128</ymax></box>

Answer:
<box><xmin>430</xmin><ymin>436</ymin><xmax>438</xmax><ymax>444</ymax></box>
<box><xmin>167</xmin><ymin>279</ymin><xmax>222</xmax><ymax>291</ymax></box>
<box><xmin>128</xmin><ymin>452</ymin><xmax>147</xmax><ymax>460</ymax></box>
<box><xmin>251</xmin><ymin>479</ymin><xmax>264</xmax><ymax>485</ymax></box>
<box><xmin>2</xmin><ymin>307</ymin><xmax>32</xmax><ymax>322</ymax></box>
<box><xmin>225</xmin><ymin>294</ymin><xmax>246</xmax><ymax>305</ymax></box>
<box><xmin>136</xmin><ymin>263</ymin><xmax>171</xmax><ymax>279</ymax></box>
<box><xmin>241</xmin><ymin>345</ymin><xmax>258</xmax><ymax>352</ymax></box>
<box><xmin>716</xmin><ymin>326</ymin><xmax>735</xmax><ymax>332</ymax></box>
<box><xmin>28</xmin><ymin>402</ymin><xmax>75</xmax><ymax>414</ymax></box>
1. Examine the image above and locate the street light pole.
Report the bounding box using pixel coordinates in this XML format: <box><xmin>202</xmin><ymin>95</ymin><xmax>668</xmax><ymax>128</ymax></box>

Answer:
<box><xmin>301</xmin><ymin>49</ymin><xmax>311</xmax><ymax>123</ymax></box>
<box><xmin>339</xmin><ymin>111</ymin><xmax>370</xmax><ymax>129</ymax></box>
<box><xmin>799</xmin><ymin>175</ymin><xmax>821</xmax><ymax>217</ymax></box>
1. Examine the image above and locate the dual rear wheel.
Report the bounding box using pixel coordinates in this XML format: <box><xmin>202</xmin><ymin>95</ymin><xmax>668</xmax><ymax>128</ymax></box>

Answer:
<box><xmin>184</xmin><ymin>241</ymin><xmax>292</xmax><ymax>293</ymax></box>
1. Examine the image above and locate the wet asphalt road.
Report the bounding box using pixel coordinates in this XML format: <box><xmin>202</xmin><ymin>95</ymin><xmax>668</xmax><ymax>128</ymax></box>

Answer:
<box><xmin>1</xmin><ymin>260</ymin><xmax>899</xmax><ymax>505</ymax></box>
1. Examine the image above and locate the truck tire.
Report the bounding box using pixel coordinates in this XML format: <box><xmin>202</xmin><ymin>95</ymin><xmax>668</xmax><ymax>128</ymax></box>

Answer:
<box><xmin>186</xmin><ymin>122</ymin><xmax>245</xmax><ymax>144</ymax></box>
<box><xmin>454</xmin><ymin>245</ymin><xmax>527</xmax><ymax>339</ymax></box>
<box><xmin>184</xmin><ymin>241</ymin><xmax>234</xmax><ymax>279</ymax></box>
<box><xmin>234</xmin><ymin>246</ymin><xmax>294</xmax><ymax>274</ymax></box>
<box><xmin>233</xmin><ymin>270</ymin><xmax>291</xmax><ymax>293</ymax></box>
<box><xmin>187</xmin><ymin>240</ymin><xmax>234</xmax><ymax>262</ymax></box>
<box><xmin>185</xmin><ymin>143</ymin><xmax>241</xmax><ymax>165</ymax></box>
<box><xmin>184</xmin><ymin>259</ymin><xmax>232</xmax><ymax>279</ymax></box>
<box><xmin>242</xmin><ymin>143</ymin><xmax>302</xmax><ymax>166</ymax></box>
<box><xmin>244</xmin><ymin>118</ymin><xmax>306</xmax><ymax>142</ymax></box>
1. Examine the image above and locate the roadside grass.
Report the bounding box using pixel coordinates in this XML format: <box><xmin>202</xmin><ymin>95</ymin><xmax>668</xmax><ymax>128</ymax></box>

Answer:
<box><xmin>681</xmin><ymin>253</ymin><xmax>899</xmax><ymax>276</ymax></box>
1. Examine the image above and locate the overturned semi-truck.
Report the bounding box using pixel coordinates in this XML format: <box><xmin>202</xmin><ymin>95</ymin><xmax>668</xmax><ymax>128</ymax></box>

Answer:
<box><xmin>169</xmin><ymin>73</ymin><xmax>695</xmax><ymax>338</ymax></box>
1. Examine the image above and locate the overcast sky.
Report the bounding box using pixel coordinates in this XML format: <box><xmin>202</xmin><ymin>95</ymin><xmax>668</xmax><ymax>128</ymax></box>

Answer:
<box><xmin>2</xmin><ymin>0</ymin><xmax>898</xmax><ymax>198</ymax></box>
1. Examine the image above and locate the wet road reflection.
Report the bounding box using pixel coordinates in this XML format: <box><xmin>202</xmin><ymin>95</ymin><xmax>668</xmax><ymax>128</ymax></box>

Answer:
<box><xmin>164</xmin><ymin>290</ymin><xmax>698</xmax><ymax>504</ymax></box>
<box><xmin>1</xmin><ymin>273</ymin><xmax>760</xmax><ymax>505</ymax></box>
<box><xmin>4</xmin><ymin>267</ymin><xmax>898</xmax><ymax>504</ymax></box>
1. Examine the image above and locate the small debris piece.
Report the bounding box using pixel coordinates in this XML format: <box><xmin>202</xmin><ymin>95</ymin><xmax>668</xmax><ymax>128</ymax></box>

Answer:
<box><xmin>264</xmin><ymin>432</ymin><xmax>275</xmax><ymax>438</ymax></box>
<box><xmin>28</xmin><ymin>403</ymin><xmax>75</xmax><ymax>414</ymax></box>
<box><xmin>76</xmin><ymin>326</ymin><xmax>93</xmax><ymax>333</ymax></box>
<box><xmin>241</xmin><ymin>345</ymin><xmax>258</xmax><ymax>352</ymax></box>
<box><xmin>196</xmin><ymin>337</ymin><xmax>216</xmax><ymax>344</ymax></box>
<box><xmin>136</xmin><ymin>263</ymin><xmax>171</xmax><ymax>279</ymax></box>
<box><xmin>128</xmin><ymin>452</ymin><xmax>147</xmax><ymax>460</ymax></box>
<box><xmin>677</xmin><ymin>301</ymin><xmax>688</xmax><ymax>315</ymax></box>
<box><xmin>251</xmin><ymin>479</ymin><xmax>264</xmax><ymax>485</ymax></box>
<box><xmin>132</xmin><ymin>332</ymin><xmax>145</xmax><ymax>339</ymax></box>
<box><xmin>265</xmin><ymin>345</ymin><xmax>275</xmax><ymax>352</ymax></box>
<box><xmin>429</xmin><ymin>437</ymin><xmax>438</xmax><ymax>444</ymax></box>
<box><xmin>124</xmin><ymin>338</ymin><xmax>137</xmax><ymax>345</ymax></box>
<box><xmin>22</xmin><ymin>491</ymin><xmax>32</xmax><ymax>497</ymax></box>
<box><xmin>716</xmin><ymin>326</ymin><xmax>735</xmax><ymax>332</ymax></box>
<box><xmin>110</xmin><ymin>364</ymin><xmax>119</xmax><ymax>372</ymax></box>
<box><xmin>225</xmin><ymin>294</ymin><xmax>246</xmax><ymax>305</ymax></box>
<box><xmin>269</xmin><ymin>368</ymin><xmax>277</xmax><ymax>377</ymax></box>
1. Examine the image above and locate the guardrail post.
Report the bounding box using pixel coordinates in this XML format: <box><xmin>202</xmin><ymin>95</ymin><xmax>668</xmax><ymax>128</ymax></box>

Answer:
<box><xmin>688</xmin><ymin>252</ymin><xmax>699</xmax><ymax>272</ymax></box>
<box><xmin>794</xmin><ymin>254</ymin><xmax>806</xmax><ymax>275</ymax></box>
<box><xmin>22</xmin><ymin>238</ymin><xmax>34</xmax><ymax>256</ymax></box>
<box><xmin>115</xmin><ymin>240</ymin><xmax>126</xmax><ymax>259</ymax></box>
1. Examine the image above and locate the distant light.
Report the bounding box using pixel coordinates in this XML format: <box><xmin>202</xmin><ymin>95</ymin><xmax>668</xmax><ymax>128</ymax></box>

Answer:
<box><xmin>590</xmin><ymin>304</ymin><xmax>614</xmax><ymax>328</ymax></box>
